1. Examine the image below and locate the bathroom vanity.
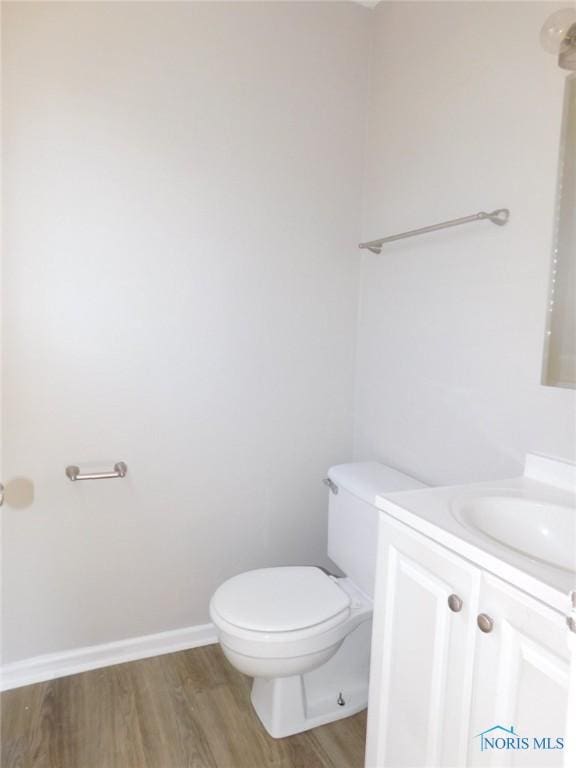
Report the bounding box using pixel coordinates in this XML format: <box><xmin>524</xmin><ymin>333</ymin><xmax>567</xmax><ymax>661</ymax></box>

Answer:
<box><xmin>365</xmin><ymin>455</ymin><xmax>575</xmax><ymax>768</ymax></box>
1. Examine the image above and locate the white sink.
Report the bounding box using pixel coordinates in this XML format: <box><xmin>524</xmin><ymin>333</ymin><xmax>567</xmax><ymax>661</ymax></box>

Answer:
<box><xmin>452</xmin><ymin>494</ymin><xmax>576</xmax><ymax>573</ymax></box>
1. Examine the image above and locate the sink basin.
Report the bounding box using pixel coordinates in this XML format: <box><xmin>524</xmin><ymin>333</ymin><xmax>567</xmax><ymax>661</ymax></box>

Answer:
<box><xmin>452</xmin><ymin>495</ymin><xmax>576</xmax><ymax>573</ymax></box>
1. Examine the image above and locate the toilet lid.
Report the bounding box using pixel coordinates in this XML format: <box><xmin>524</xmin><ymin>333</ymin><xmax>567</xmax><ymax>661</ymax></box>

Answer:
<box><xmin>211</xmin><ymin>566</ymin><xmax>351</xmax><ymax>633</ymax></box>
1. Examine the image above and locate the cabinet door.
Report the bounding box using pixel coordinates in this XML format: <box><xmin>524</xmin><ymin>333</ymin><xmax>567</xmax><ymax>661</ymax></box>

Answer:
<box><xmin>564</xmin><ymin>620</ymin><xmax>576</xmax><ymax>768</ymax></box>
<box><xmin>366</xmin><ymin>516</ymin><xmax>481</xmax><ymax>768</ymax></box>
<box><xmin>467</xmin><ymin>573</ymin><xmax>571</xmax><ymax>768</ymax></box>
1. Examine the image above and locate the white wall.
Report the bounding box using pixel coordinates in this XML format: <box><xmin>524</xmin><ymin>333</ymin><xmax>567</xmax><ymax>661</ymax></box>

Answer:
<box><xmin>4</xmin><ymin>0</ymin><xmax>576</xmax><ymax>667</ymax></box>
<box><xmin>1</xmin><ymin>1</ymin><xmax>369</xmax><ymax>662</ymax></box>
<box><xmin>354</xmin><ymin>1</ymin><xmax>576</xmax><ymax>485</ymax></box>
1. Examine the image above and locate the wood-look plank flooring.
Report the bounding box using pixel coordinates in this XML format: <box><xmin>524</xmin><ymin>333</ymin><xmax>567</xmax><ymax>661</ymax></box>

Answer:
<box><xmin>1</xmin><ymin>644</ymin><xmax>366</xmax><ymax>768</ymax></box>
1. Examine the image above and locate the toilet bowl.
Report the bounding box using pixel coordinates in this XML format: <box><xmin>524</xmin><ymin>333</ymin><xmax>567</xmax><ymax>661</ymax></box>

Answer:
<box><xmin>210</xmin><ymin>566</ymin><xmax>372</xmax><ymax>737</ymax></box>
<box><xmin>210</xmin><ymin>462</ymin><xmax>427</xmax><ymax>738</ymax></box>
<box><xmin>210</xmin><ymin>566</ymin><xmax>371</xmax><ymax>677</ymax></box>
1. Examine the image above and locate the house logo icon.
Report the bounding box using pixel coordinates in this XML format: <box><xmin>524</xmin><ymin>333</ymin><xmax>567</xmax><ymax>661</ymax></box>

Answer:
<box><xmin>475</xmin><ymin>725</ymin><xmax>564</xmax><ymax>752</ymax></box>
<box><xmin>476</xmin><ymin>725</ymin><xmax>522</xmax><ymax>752</ymax></box>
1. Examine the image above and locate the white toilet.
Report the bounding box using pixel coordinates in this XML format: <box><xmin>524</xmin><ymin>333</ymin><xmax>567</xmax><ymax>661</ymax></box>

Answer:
<box><xmin>209</xmin><ymin>462</ymin><xmax>426</xmax><ymax>738</ymax></box>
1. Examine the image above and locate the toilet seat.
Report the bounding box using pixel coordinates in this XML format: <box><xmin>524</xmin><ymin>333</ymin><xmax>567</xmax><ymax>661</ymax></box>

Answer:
<box><xmin>209</xmin><ymin>569</ymin><xmax>371</xmax><ymax>663</ymax></box>
<box><xmin>210</xmin><ymin>566</ymin><xmax>351</xmax><ymax>634</ymax></box>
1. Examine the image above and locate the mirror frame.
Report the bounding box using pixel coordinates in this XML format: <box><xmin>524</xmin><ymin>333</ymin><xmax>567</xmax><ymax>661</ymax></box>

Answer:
<box><xmin>541</xmin><ymin>73</ymin><xmax>576</xmax><ymax>389</ymax></box>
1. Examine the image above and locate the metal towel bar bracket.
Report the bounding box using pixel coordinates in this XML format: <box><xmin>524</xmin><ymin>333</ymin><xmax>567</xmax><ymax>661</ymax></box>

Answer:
<box><xmin>66</xmin><ymin>462</ymin><xmax>128</xmax><ymax>481</ymax></box>
<box><xmin>358</xmin><ymin>208</ymin><xmax>510</xmax><ymax>254</ymax></box>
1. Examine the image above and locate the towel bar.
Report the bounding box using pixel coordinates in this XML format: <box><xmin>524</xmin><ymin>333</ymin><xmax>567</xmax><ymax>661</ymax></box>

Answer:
<box><xmin>65</xmin><ymin>462</ymin><xmax>128</xmax><ymax>481</ymax></box>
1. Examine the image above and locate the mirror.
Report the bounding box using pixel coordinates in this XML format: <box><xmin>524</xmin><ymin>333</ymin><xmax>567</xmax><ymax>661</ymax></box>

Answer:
<box><xmin>542</xmin><ymin>74</ymin><xmax>576</xmax><ymax>388</ymax></box>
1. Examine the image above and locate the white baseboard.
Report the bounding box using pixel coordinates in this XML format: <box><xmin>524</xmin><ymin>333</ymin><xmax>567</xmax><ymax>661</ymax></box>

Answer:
<box><xmin>0</xmin><ymin>622</ymin><xmax>218</xmax><ymax>692</ymax></box>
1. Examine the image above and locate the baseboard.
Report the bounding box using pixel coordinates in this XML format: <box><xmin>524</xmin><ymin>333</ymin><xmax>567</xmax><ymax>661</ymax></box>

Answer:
<box><xmin>0</xmin><ymin>622</ymin><xmax>218</xmax><ymax>691</ymax></box>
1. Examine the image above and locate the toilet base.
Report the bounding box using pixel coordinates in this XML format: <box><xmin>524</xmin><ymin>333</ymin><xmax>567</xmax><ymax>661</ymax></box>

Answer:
<box><xmin>250</xmin><ymin>619</ymin><xmax>372</xmax><ymax>738</ymax></box>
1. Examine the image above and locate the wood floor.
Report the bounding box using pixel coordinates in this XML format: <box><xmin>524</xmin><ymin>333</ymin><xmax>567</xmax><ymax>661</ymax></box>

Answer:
<box><xmin>1</xmin><ymin>644</ymin><xmax>366</xmax><ymax>768</ymax></box>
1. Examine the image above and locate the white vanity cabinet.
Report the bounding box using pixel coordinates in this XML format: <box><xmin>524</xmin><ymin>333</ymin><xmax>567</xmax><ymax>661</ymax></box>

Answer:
<box><xmin>365</xmin><ymin>515</ymin><xmax>573</xmax><ymax>768</ymax></box>
<box><xmin>365</xmin><ymin>516</ymin><xmax>480</xmax><ymax>768</ymax></box>
<box><xmin>468</xmin><ymin>574</ymin><xmax>571</xmax><ymax>768</ymax></box>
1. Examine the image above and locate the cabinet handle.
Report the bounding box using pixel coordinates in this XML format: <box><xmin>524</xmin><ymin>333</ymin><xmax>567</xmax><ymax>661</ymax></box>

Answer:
<box><xmin>477</xmin><ymin>613</ymin><xmax>494</xmax><ymax>633</ymax></box>
<box><xmin>448</xmin><ymin>594</ymin><xmax>463</xmax><ymax>612</ymax></box>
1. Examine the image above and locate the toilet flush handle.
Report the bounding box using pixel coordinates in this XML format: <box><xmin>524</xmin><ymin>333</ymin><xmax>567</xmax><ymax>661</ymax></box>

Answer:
<box><xmin>323</xmin><ymin>478</ymin><xmax>339</xmax><ymax>494</ymax></box>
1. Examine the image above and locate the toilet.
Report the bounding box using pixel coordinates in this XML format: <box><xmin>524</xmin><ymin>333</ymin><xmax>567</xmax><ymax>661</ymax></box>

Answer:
<box><xmin>209</xmin><ymin>462</ymin><xmax>426</xmax><ymax>738</ymax></box>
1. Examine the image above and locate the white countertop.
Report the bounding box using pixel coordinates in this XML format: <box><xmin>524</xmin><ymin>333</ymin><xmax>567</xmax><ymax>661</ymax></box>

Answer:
<box><xmin>376</xmin><ymin>473</ymin><xmax>576</xmax><ymax>614</ymax></box>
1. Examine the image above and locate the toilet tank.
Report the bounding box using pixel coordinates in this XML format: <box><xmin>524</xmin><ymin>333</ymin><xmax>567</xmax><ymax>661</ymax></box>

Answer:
<box><xmin>327</xmin><ymin>462</ymin><xmax>427</xmax><ymax>598</ymax></box>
